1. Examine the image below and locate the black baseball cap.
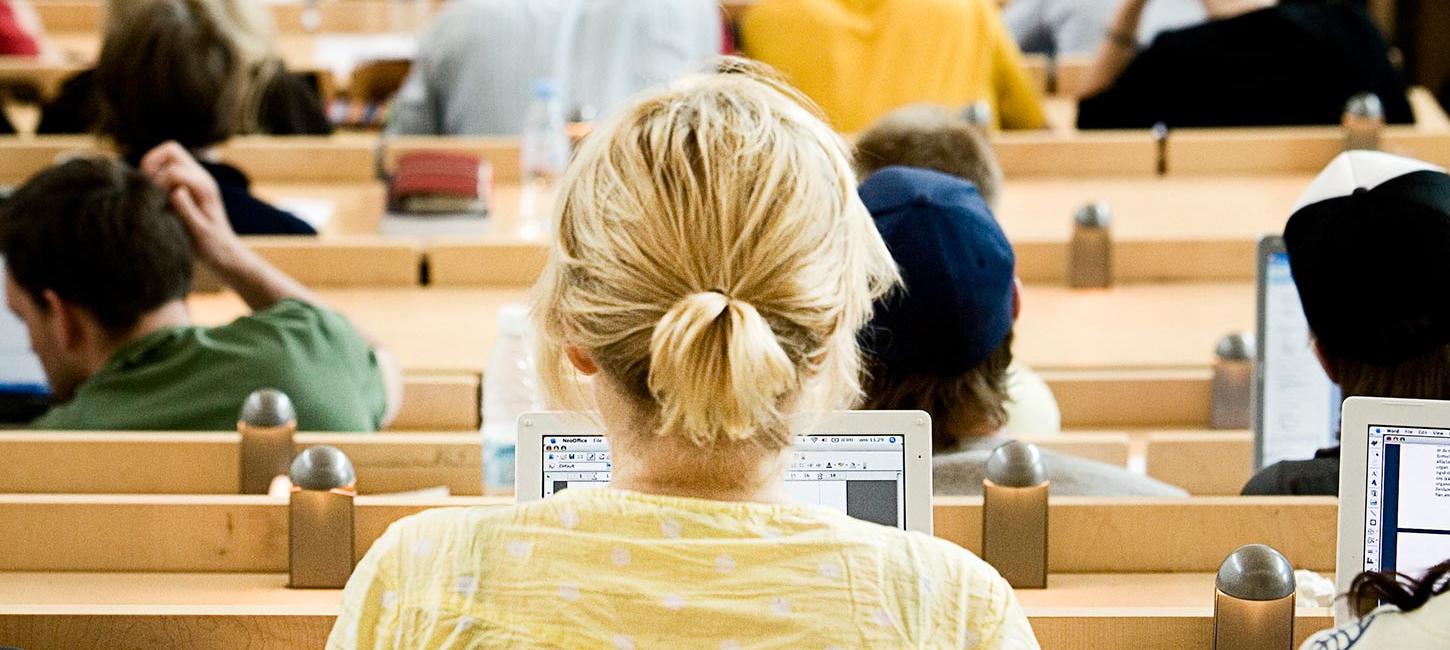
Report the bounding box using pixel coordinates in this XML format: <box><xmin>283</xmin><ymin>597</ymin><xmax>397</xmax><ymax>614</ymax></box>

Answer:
<box><xmin>1285</xmin><ymin>151</ymin><xmax>1450</xmax><ymax>365</ymax></box>
<box><xmin>859</xmin><ymin>166</ymin><xmax>1015</xmax><ymax>375</ymax></box>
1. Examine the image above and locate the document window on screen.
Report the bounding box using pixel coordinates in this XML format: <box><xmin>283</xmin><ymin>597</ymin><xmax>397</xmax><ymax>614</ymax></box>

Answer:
<box><xmin>1260</xmin><ymin>251</ymin><xmax>1338</xmax><ymax>467</ymax></box>
<box><xmin>541</xmin><ymin>434</ymin><xmax>906</xmax><ymax>528</ymax></box>
<box><xmin>1363</xmin><ymin>425</ymin><xmax>1450</xmax><ymax>580</ymax></box>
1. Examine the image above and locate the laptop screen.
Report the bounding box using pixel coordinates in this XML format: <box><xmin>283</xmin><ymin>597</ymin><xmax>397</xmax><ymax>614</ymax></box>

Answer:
<box><xmin>1258</xmin><ymin>249</ymin><xmax>1339</xmax><ymax>468</ymax></box>
<box><xmin>0</xmin><ymin>262</ymin><xmax>48</xmax><ymax>396</ymax></box>
<box><xmin>541</xmin><ymin>434</ymin><xmax>907</xmax><ymax>529</ymax></box>
<box><xmin>1361</xmin><ymin>424</ymin><xmax>1450</xmax><ymax>579</ymax></box>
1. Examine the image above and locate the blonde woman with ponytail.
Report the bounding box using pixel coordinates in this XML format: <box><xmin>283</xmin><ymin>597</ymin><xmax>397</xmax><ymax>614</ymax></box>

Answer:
<box><xmin>329</xmin><ymin>63</ymin><xmax>1037</xmax><ymax>649</ymax></box>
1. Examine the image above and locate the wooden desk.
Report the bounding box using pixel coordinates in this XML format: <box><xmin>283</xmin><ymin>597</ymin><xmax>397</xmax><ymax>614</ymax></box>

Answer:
<box><xmin>188</xmin><ymin>287</ymin><xmax>528</xmax><ymax>376</ymax></box>
<box><xmin>0</xmin><ymin>571</ymin><xmax>1335</xmax><ymax>649</ymax></box>
<box><xmin>0</xmin><ymin>135</ymin><xmax>1439</xmax><ymax>285</ymax></box>
<box><xmin>0</xmin><ymin>432</ymin><xmax>483</xmax><ymax>495</ymax></box>
<box><xmin>36</xmin><ymin>0</ymin><xmax>442</xmax><ymax>36</ymax></box>
<box><xmin>0</xmin><ymin>495</ymin><xmax>1335</xmax><ymax>572</ymax></box>
<box><xmin>188</xmin><ymin>283</ymin><xmax>1253</xmax><ymax>377</ymax></box>
<box><xmin>0</xmin><ymin>432</ymin><xmax>1128</xmax><ymax>496</ymax></box>
<box><xmin>1146</xmin><ymin>431</ymin><xmax>1255</xmax><ymax>496</ymax></box>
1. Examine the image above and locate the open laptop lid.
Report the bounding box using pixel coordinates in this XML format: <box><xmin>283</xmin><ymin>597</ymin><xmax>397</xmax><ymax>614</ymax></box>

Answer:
<box><xmin>515</xmin><ymin>410</ymin><xmax>934</xmax><ymax>534</ymax></box>
<box><xmin>0</xmin><ymin>260</ymin><xmax>50</xmax><ymax>423</ymax></box>
<box><xmin>1252</xmin><ymin>234</ymin><xmax>1339</xmax><ymax>469</ymax></box>
<box><xmin>1337</xmin><ymin>397</ymin><xmax>1450</xmax><ymax>622</ymax></box>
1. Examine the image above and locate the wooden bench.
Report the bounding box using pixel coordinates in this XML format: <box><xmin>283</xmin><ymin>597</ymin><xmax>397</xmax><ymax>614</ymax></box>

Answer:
<box><xmin>34</xmin><ymin>0</ymin><xmax>443</xmax><ymax>36</ymax></box>
<box><xmin>0</xmin><ymin>495</ymin><xmax>1336</xmax><ymax>572</ymax></box>
<box><xmin>0</xmin><ymin>432</ymin><xmax>482</xmax><ymax>496</ymax></box>
<box><xmin>0</xmin><ymin>571</ymin><xmax>1334</xmax><ymax>649</ymax></box>
<box><xmin>1145</xmin><ymin>431</ymin><xmax>1255</xmax><ymax>496</ymax></box>
<box><xmin>186</xmin><ymin>282</ymin><xmax>1253</xmax><ymax>429</ymax></box>
<box><xmin>4</xmin><ymin>133</ymin><xmax>1448</xmax><ymax>283</ymax></box>
<box><xmin>185</xmin><ymin>282</ymin><xmax>1255</xmax><ymax>377</ymax></box>
<box><xmin>0</xmin><ymin>431</ymin><xmax>1133</xmax><ymax>496</ymax></box>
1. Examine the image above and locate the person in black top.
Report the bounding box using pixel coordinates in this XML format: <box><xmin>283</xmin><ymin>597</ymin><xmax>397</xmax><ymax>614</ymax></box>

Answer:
<box><xmin>1242</xmin><ymin>151</ymin><xmax>1450</xmax><ymax>495</ymax></box>
<box><xmin>37</xmin><ymin>68</ymin><xmax>331</xmax><ymax>139</ymax></box>
<box><xmin>87</xmin><ymin>0</ymin><xmax>316</xmax><ymax>235</ymax></box>
<box><xmin>1077</xmin><ymin>0</ymin><xmax>1413</xmax><ymax>129</ymax></box>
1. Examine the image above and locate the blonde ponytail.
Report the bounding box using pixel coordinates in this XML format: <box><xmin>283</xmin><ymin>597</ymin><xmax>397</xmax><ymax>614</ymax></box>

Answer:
<box><xmin>649</xmin><ymin>292</ymin><xmax>798</xmax><ymax>447</ymax></box>
<box><xmin>534</xmin><ymin>64</ymin><xmax>900</xmax><ymax>449</ymax></box>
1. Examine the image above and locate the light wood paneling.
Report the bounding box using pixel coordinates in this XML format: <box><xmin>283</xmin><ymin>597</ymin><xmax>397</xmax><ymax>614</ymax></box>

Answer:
<box><xmin>0</xmin><ymin>495</ymin><xmax>1334</xmax><ymax>573</ymax></box>
<box><xmin>1146</xmin><ymin>431</ymin><xmax>1255</xmax><ymax>496</ymax></box>
<box><xmin>0</xmin><ymin>571</ymin><xmax>1334</xmax><ymax>650</ymax></box>
<box><xmin>0</xmin><ymin>432</ymin><xmax>483</xmax><ymax>495</ymax></box>
<box><xmin>1045</xmin><ymin>369</ymin><xmax>1212</xmax><ymax>429</ymax></box>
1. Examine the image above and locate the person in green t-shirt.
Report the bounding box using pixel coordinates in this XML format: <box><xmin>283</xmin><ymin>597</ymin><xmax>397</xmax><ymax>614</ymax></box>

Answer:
<box><xmin>0</xmin><ymin>143</ymin><xmax>403</xmax><ymax>431</ymax></box>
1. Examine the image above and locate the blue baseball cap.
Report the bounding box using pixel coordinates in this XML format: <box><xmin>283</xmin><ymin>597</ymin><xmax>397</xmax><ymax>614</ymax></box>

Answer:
<box><xmin>859</xmin><ymin>166</ymin><xmax>1015</xmax><ymax>375</ymax></box>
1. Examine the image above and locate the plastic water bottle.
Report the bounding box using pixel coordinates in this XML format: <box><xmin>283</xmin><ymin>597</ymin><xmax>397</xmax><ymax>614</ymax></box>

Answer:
<box><xmin>482</xmin><ymin>304</ymin><xmax>541</xmax><ymax>495</ymax></box>
<box><xmin>519</xmin><ymin>78</ymin><xmax>569</xmax><ymax>239</ymax></box>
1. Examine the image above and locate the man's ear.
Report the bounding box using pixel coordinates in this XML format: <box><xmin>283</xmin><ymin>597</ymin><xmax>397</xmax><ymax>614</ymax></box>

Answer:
<box><xmin>564</xmin><ymin>344</ymin><xmax>600</xmax><ymax>375</ymax></box>
<box><xmin>1311</xmin><ymin>338</ymin><xmax>1340</xmax><ymax>384</ymax></box>
<box><xmin>41</xmin><ymin>289</ymin><xmax>85</xmax><ymax>351</ymax></box>
<box><xmin>1011</xmin><ymin>277</ymin><xmax>1022</xmax><ymax>323</ymax></box>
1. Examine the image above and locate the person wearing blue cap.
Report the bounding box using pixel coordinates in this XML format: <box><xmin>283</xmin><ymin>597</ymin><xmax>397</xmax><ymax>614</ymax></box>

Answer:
<box><xmin>859</xmin><ymin>166</ymin><xmax>1185</xmax><ymax>497</ymax></box>
<box><xmin>854</xmin><ymin>105</ymin><xmax>1060</xmax><ymax>436</ymax></box>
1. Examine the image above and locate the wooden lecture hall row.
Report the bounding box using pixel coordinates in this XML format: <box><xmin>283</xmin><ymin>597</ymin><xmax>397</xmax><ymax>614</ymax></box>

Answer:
<box><xmin>13</xmin><ymin>0</ymin><xmax>1094</xmax><ymax>102</ymax></box>
<box><xmin>0</xmin><ymin>493</ymin><xmax>1337</xmax><ymax>647</ymax></box>
<box><xmin>4</xmin><ymin>4</ymin><xmax>1436</xmax><ymax>649</ymax></box>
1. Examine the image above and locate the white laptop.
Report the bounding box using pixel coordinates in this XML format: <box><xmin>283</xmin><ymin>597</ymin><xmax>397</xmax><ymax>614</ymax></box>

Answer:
<box><xmin>1253</xmin><ymin>235</ymin><xmax>1341</xmax><ymax>469</ymax></box>
<box><xmin>514</xmin><ymin>410</ymin><xmax>934</xmax><ymax>533</ymax></box>
<box><xmin>1336</xmin><ymin>397</ymin><xmax>1450</xmax><ymax>622</ymax></box>
<box><xmin>0</xmin><ymin>260</ymin><xmax>50</xmax><ymax>423</ymax></box>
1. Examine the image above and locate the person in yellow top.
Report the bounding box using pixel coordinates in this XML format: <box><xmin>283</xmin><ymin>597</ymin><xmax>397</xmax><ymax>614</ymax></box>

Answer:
<box><xmin>740</xmin><ymin>0</ymin><xmax>1048</xmax><ymax>133</ymax></box>
<box><xmin>327</xmin><ymin>59</ymin><xmax>1038</xmax><ymax>649</ymax></box>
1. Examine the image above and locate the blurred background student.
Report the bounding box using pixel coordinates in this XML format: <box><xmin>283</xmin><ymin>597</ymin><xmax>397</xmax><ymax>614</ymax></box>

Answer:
<box><xmin>741</xmin><ymin>0</ymin><xmax>1046</xmax><ymax>132</ymax></box>
<box><xmin>388</xmin><ymin>0</ymin><xmax>723</xmax><ymax>135</ymax></box>
<box><xmin>1077</xmin><ymin>0</ymin><xmax>1413</xmax><ymax>129</ymax></box>
<box><xmin>59</xmin><ymin>0</ymin><xmax>321</xmax><ymax>234</ymax></box>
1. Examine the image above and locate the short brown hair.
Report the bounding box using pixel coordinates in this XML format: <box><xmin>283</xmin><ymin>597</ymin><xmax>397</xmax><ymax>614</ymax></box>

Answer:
<box><xmin>861</xmin><ymin>331</ymin><xmax>1014</xmax><ymax>452</ymax></box>
<box><xmin>96</xmin><ymin>0</ymin><xmax>249</xmax><ymax>156</ymax></box>
<box><xmin>853</xmin><ymin>105</ymin><xmax>1004</xmax><ymax>209</ymax></box>
<box><xmin>0</xmin><ymin>157</ymin><xmax>193</xmax><ymax>333</ymax></box>
<box><xmin>1325</xmin><ymin>342</ymin><xmax>1450</xmax><ymax>402</ymax></box>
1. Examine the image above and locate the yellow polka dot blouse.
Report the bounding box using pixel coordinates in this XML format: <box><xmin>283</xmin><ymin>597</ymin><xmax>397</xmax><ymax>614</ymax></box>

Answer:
<box><xmin>328</xmin><ymin>488</ymin><xmax>1038</xmax><ymax>649</ymax></box>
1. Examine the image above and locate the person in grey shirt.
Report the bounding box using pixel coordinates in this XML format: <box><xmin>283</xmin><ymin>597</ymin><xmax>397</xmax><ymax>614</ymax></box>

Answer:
<box><xmin>388</xmin><ymin>0</ymin><xmax>722</xmax><ymax>135</ymax></box>
<box><xmin>1004</xmin><ymin>0</ymin><xmax>1204</xmax><ymax>56</ymax></box>
<box><xmin>857</xmin><ymin>165</ymin><xmax>1186</xmax><ymax>498</ymax></box>
<box><xmin>933</xmin><ymin>436</ymin><xmax>1184</xmax><ymax>496</ymax></box>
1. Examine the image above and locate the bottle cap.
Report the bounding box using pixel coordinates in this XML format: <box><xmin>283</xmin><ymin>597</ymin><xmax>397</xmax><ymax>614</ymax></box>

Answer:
<box><xmin>1074</xmin><ymin>201</ymin><xmax>1112</xmax><ymax>229</ymax></box>
<box><xmin>960</xmin><ymin>101</ymin><xmax>992</xmax><ymax>127</ymax></box>
<box><xmin>1216</xmin><ymin>544</ymin><xmax>1295</xmax><ymax>601</ymax></box>
<box><xmin>239</xmin><ymin>389</ymin><xmax>296</xmax><ymax>428</ymax></box>
<box><xmin>986</xmin><ymin>440</ymin><xmax>1048</xmax><ymax>488</ymax></box>
<box><xmin>289</xmin><ymin>446</ymin><xmax>356</xmax><ymax>491</ymax></box>
<box><xmin>1344</xmin><ymin>92</ymin><xmax>1384</xmax><ymax>121</ymax></box>
<box><xmin>1215</xmin><ymin>332</ymin><xmax>1256</xmax><ymax>362</ymax></box>
<box><xmin>532</xmin><ymin>78</ymin><xmax>559</xmax><ymax>100</ymax></box>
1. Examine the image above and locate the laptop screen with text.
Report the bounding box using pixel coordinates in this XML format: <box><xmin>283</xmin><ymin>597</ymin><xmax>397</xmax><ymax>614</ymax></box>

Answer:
<box><xmin>541</xmin><ymin>434</ymin><xmax>907</xmax><ymax>529</ymax></box>
<box><xmin>1361</xmin><ymin>424</ymin><xmax>1450</xmax><ymax>580</ymax></box>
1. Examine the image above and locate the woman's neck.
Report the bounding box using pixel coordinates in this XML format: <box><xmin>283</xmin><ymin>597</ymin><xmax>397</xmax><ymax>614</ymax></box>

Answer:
<box><xmin>607</xmin><ymin>432</ymin><xmax>792</xmax><ymax>504</ymax></box>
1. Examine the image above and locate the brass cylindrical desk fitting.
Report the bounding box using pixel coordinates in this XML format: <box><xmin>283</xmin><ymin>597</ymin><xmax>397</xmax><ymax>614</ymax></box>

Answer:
<box><xmin>1213</xmin><ymin>544</ymin><xmax>1296</xmax><ymax>650</ymax></box>
<box><xmin>982</xmin><ymin>441</ymin><xmax>1049</xmax><ymax>589</ymax></box>
<box><xmin>238</xmin><ymin>389</ymin><xmax>297</xmax><ymax>495</ymax></box>
<box><xmin>1211</xmin><ymin>332</ymin><xmax>1256</xmax><ymax>430</ymax></box>
<box><xmin>1068</xmin><ymin>202</ymin><xmax>1113</xmax><ymax>289</ymax></box>
<box><xmin>289</xmin><ymin>445</ymin><xmax>357</xmax><ymax>589</ymax></box>
<box><xmin>1342</xmin><ymin>92</ymin><xmax>1384</xmax><ymax>152</ymax></box>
